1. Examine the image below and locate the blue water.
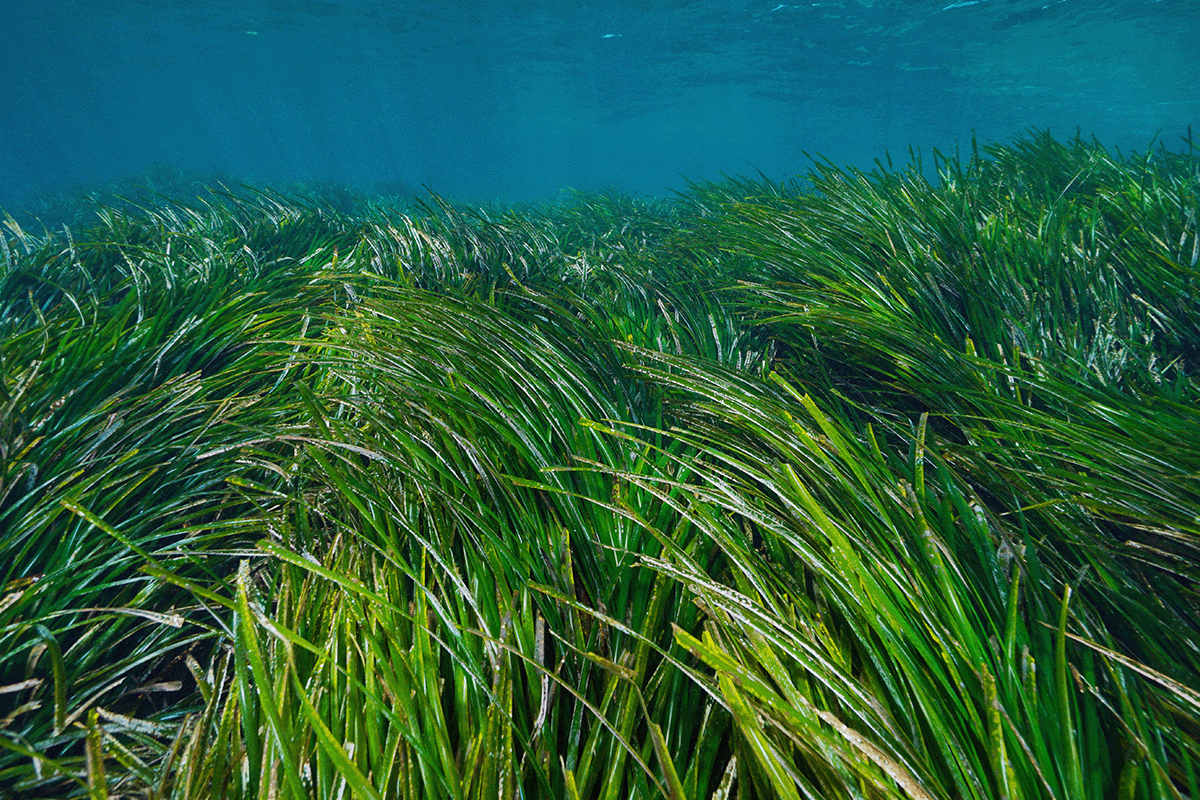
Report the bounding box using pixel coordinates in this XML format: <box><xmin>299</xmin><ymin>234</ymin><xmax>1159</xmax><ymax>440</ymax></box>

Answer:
<box><xmin>1</xmin><ymin>0</ymin><xmax>1197</xmax><ymax>211</ymax></box>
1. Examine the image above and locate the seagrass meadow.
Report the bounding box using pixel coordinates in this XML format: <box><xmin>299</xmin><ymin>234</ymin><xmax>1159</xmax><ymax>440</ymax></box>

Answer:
<box><xmin>2</xmin><ymin>131</ymin><xmax>1199</xmax><ymax>799</ymax></box>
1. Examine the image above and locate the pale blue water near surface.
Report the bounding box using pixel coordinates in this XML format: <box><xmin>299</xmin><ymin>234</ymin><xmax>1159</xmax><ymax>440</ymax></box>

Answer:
<box><xmin>0</xmin><ymin>0</ymin><xmax>1197</xmax><ymax>210</ymax></box>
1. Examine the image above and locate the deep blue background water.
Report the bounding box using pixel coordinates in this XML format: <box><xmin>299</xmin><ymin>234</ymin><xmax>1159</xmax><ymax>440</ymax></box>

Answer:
<box><xmin>1</xmin><ymin>0</ymin><xmax>1197</xmax><ymax>211</ymax></box>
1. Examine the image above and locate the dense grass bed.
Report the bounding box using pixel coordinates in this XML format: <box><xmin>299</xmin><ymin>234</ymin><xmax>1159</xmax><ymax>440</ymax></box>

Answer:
<box><xmin>2</xmin><ymin>131</ymin><xmax>1198</xmax><ymax>799</ymax></box>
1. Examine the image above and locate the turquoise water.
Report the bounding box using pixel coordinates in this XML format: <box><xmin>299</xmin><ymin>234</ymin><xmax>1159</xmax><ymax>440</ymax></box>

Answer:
<box><xmin>1</xmin><ymin>0</ymin><xmax>1197</xmax><ymax>209</ymax></box>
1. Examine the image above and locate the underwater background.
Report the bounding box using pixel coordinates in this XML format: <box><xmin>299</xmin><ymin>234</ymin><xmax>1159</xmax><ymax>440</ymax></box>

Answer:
<box><xmin>1</xmin><ymin>0</ymin><xmax>1198</xmax><ymax>209</ymax></box>
<box><xmin>4</xmin><ymin>2</ymin><xmax>1200</xmax><ymax>798</ymax></box>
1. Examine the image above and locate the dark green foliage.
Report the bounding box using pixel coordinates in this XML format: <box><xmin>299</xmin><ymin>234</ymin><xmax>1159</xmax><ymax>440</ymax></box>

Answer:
<box><xmin>2</xmin><ymin>131</ymin><xmax>1198</xmax><ymax>798</ymax></box>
